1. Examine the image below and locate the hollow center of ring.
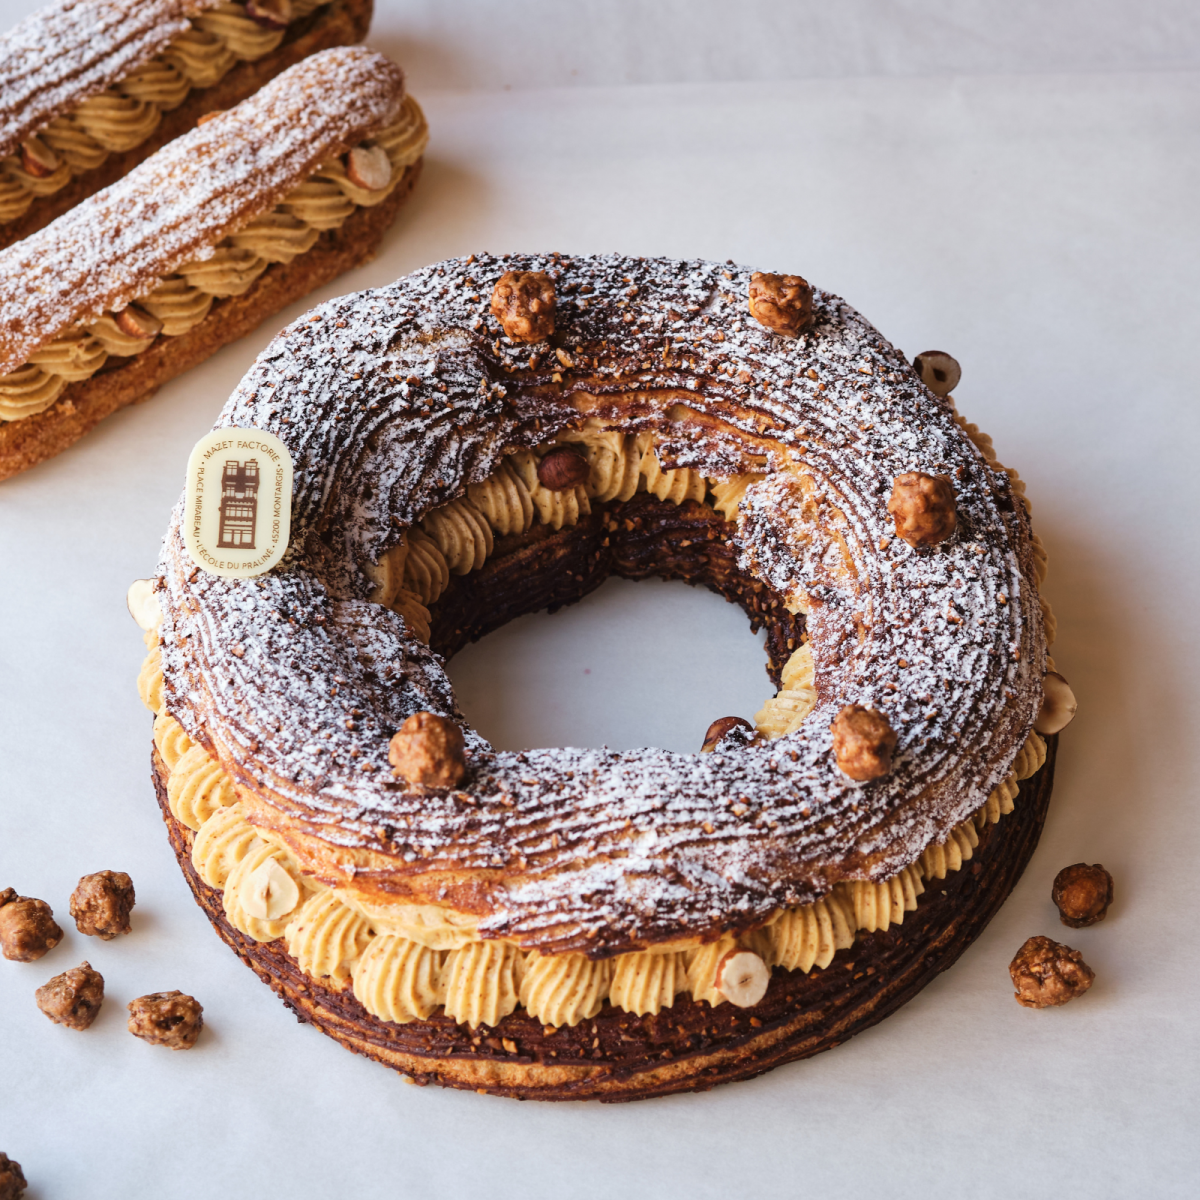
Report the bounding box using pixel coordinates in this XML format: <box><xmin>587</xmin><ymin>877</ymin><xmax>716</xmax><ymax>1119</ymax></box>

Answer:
<box><xmin>446</xmin><ymin>575</ymin><xmax>770</xmax><ymax>754</ymax></box>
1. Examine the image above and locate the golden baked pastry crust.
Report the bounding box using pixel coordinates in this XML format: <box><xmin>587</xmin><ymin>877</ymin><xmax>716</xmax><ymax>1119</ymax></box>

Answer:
<box><xmin>0</xmin><ymin>0</ymin><xmax>374</xmax><ymax>251</ymax></box>
<box><xmin>152</xmin><ymin>737</ymin><xmax>1055</xmax><ymax>1100</ymax></box>
<box><xmin>0</xmin><ymin>159</ymin><xmax>418</xmax><ymax>480</ymax></box>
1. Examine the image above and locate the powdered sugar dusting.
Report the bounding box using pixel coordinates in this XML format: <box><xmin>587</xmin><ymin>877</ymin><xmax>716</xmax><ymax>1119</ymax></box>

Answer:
<box><xmin>157</xmin><ymin>253</ymin><xmax>1045</xmax><ymax>956</ymax></box>
<box><xmin>0</xmin><ymin>0</ymin><xmax>218</xmax><ymax>159</ymax></box>
<box><xmin>0</xmin><ymin>45</ymin><xmax>404</xmax><ymax>375</ymax></box>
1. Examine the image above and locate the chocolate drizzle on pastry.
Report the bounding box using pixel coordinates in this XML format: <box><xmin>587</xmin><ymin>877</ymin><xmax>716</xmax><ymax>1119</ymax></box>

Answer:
<box><xmin>155</xmin><ymin>253</ymin><xmax>1046</xmax><ymax>958</ymax></box>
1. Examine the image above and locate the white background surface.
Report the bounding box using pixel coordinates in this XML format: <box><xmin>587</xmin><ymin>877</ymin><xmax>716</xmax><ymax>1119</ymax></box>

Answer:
<box><xmin>1</xmin><ymin>2</ymin><xmax>1198</xmax><ymax>1197</ymax></box>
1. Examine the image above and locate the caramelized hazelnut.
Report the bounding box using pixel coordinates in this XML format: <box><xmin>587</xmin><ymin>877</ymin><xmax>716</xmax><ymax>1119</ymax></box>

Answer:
<box><xmin>69</xmin><ymin>870</ymin><xmax>135</xmax><ymax>940</ymax></box>
<box><xmin>0</xmin><ymin>1153</ymin><xmax>26</xmax><ymax>1200</ymax></box>
<box><xmin>490</xmin><ymin>271</ymin><xmax>556</xmax><ymax>343</ymax></box>
<box><xmin>389</xmin><ymin>712</ymin><xmax>467</xmax><ymax>788</ymax></box>
<box><xmin>1009</xmin><ymin>935</ymin><xmax>1094</xmax><ymax>1008</ymax></box>
<box><xmin>536</xmin><ymin>446</ymin><xmax>589</xmax><ymax>491</ymax></box>
<box><xmin>35</xmin><ymin>961</ymin><xmax>104</xmax><ymax>1030</ymax></box>
<box><xmin>830</xmin><ymin>705</ymin><xmax>896</xmax><ymax>782</ymax></box>
<box><xmin>127</xmin><ymin>990</ymin><xmax>204</xmax><ymax>1049</ymax></box>
<box><xmin>1052</xmin><ymin>863</ymin><xmax>1113</xmax><ymax>928</ymax></box>
<box><xmin>0</xmin><ymin>889</ymin><xmax>63</xmax><ymax>962</ymax></box>
<box><xmin>19</xmin><ymin>136</ymin><xmax>59</xmax><ymax>179</ymax></box>
<box><xmin>887</xmin><ymin>471</ymin><xmax>957</xmax><ymax>547</ymax></box>
<box><xmin>913</xmin><ymin>350</ymin><xmax>961</xmax><ymax>398</ymax></box>
<box><xmin>702</xmin><ymin>716</ymin><xmax>755</xmax><ymax>753</ymax></box>
<box><xmin>1035</xmin><ymin>671</ymin><xmax>1078</xmax><ymax>735</ymax></box>
<box><xmin>346</xmin><ymin>145</ymin><xmax>392</xmax><ymax>192</ymax></box>
<box><xmin>747</xmin><ymin>271</ymin><xmax>813</xmax><ymax>337</ymax></box>
<box><xmin>112</xmin><ymin>305</ymin><xmax>162</xmax><ymax>341</ymax></box>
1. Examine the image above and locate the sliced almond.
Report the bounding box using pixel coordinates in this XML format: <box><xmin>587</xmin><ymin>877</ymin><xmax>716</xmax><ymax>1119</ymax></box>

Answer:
<box><xmin>715</xmin><ymin>948</ymin><xmax>770</xmax><ymax>1007</ymax></box>
<box><xmin>1034</xmin><ymin>670</ymin><xmax>1077</xmax><ymax>735</ymax></box>
<box><xmin>126</xmin><ymin>579</ymin><xmax>162</xmax><ymax>631</ymax></box>
<box><xmin>245</xmin><ymin>0</ymin><xmax>292</xmax><ymax>30</ymax></box>
<box><xmin>113</xmin><ymin>306</ymin><xmax>163</xmax><ymax>340</ymax></box>
<box><xmin>20</xmin><ymin>136</ymin><xmax>60</xmax><ymax>178</ymax></box>
<box><xmin>346</xmin><ymin>145</ymin><xmax>392</xmax><ymax>192</ymax></box>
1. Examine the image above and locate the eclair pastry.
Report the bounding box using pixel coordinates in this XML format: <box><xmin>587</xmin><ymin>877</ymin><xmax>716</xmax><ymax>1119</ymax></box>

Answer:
<box><xmin>134</xmin><ymin>253</ymin><xmax>1077</xmax><ymax>1100</ymax></box>
<box><xmin>0</xmin><ymin>45</ymin><xmax>427</xmax><ymax>479</ymax></box>
<box><xmin>0</xmin><ymin>0</ymin><xmax>374</xmax><ymax>251</ymax></box>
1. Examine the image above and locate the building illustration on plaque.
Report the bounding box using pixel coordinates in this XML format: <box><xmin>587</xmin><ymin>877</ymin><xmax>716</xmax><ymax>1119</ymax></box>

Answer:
<box><xmin>216</xmin><ymin>459</ymin><xmax>259</xmax><ymax>549</ymax></box>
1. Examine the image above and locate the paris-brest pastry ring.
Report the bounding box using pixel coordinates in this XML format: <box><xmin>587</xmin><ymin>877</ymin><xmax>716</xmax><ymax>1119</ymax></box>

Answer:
<box><xmin>137</xmin><ymin>252</ymin><xmax>1074</xmax><ymax>1100</ymax></box>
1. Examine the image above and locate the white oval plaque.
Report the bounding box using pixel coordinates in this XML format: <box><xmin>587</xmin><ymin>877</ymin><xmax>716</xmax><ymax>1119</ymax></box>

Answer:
<box><xmin>183</xmin><ymin>428</ymin><xmax>293</xmax><ymax>579</ymax></box>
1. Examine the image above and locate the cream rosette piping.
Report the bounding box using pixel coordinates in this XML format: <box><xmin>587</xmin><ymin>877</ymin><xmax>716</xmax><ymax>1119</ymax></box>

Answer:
<box><xmin>0</xmin><ymin>91</ymin><xmax>428</xmax><ymax>423</ymax></box>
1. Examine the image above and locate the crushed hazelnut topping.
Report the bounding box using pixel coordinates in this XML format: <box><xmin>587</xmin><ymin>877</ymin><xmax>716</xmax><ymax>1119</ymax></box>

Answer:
<box><xmin>69</xmin><ymin>871</ymin><xmax>135</xmax><ymax>940</ymax></box>
<box><xmin>830</xmin><ymin>705</ymin><xmax>896</xmax><ymax>782</ymax></box>
<box><xmin>35</xmin><ymin>962</ymin><xmax>104</xmax><ymax>1030</ymax></box>
<box><xmin>887</xmin><ymin>471</ymin><xmax>957</xmax><ymax>547</ymax></box>
<box><xmin>1052</xmin><ymin>863</ymin><xmax>1114</xmax><ymax>928</ymax></box>
<box><xmin>389</xmin><ymin>712</ymin><xmax>467</xmax><ymax>788</ymax></box>
<box><xmin>127</xmin><ymin>991</ymin><xmax>204</xmax><ymax>1049</ymax></box>
<box><xmin>1009</xmin><ymin>935</ymin><xmax>1095</xmax><ymax>1008</ymax></box>
<box><xmin>490</xmin><ymin>271</ymin><xmax>556</xmax><ymax>343</ymax></box>
<box><xmin>0</xmin><ymin>889</ymin><xmax>63</xmax><ymax>962</ymax></box>
<box><xmin>747</xmin><ymin>271</ymin><xmax>813</xmax><ymax>337</ymax></box>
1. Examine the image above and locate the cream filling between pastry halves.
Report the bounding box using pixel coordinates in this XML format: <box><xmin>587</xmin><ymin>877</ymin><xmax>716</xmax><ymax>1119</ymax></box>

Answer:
<box><xmin>0</xmin><ymin>0</ymin><xmax>329</xmax><ymax>225</ymax></box>
<box><xmin>0</xmin><ymin>95</ymin><xmax>427</xmax><ymax>424</ymax></box>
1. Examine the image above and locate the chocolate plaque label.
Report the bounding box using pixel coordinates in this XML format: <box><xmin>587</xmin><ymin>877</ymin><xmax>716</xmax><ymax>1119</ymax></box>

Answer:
<box><xmin>184</xmin><ymin>429</ymin><xmax>293</xmax><ymax>579</ymax></box>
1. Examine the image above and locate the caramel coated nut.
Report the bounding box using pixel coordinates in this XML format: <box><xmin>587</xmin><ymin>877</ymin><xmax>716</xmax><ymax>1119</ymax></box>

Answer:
<box><xmin>19</xmin><ymin>136</ymin><xmax>59</xmax><ymax>178</ymax></box>
<box><xmin>113</xmin><ymin>305</ymin><xmax>163</xmax><ymax>340</ymax></box>
<box><xmin>69</xmin><ymin>870</ymin><xmax>135</xmax><ymax>940</ymax></box>
<box><xmin>1009</xmin><ymin>935</ymin><xmax>1094</xmax><ymax>1008</ymax></box>
<box><xmin>389</xmin><ymin>712</ymin><xmax>467</xmax><ymax>788</ymax></box>
<box><xmin>240</xmin><ymin>858</ymin><xmax>300</xmax><ymax>921</ymax></box>
<box><xmin>0</xmin><ymin>889</ymin><xmax>63</xmax><ymax>962</ymax></box>
<box><xmin>0</xmin><ymin>1153</ymin><xmax>26</xmax><ymax>1200</ymax></box>
<box><xmin>1034</xmin><ymin>671</ymin><xmax>1077</xmax><ymax>735</ymax></box>
<box><xmin>701</xmin><ymin>716</ymin><xmax>755</xmax><ymax>753</ymax></box>
<box><xmin>35</xmin><ymin>961</ymin><xmax>105</xmax><ymax>1030</ymax></box>
<box><xmin>127</xmin><ymin>578</ymin><xmax>162</xmax><ymax>632</ymax></box>
<box><xmin>346</xmin><ymin>145</ymin><xmax>392</xmax><ymax>192</ymax></box>
<box><xmin>490</xmin><ymin>271</ymin><xmax>556</xmax><ymax>343</ymax></box>
<box><xmin>887</xmin><ymin>471</ymin><xmax>957</xmax><ymax>547</ymax></box>
<box><xmin>127</xmin><ymin>990</ymin><xmax>204</xmax><ymax>1049</ymax></box>
<box><xmin>245</xmin><ymin>0</ymin><xmax>292</xmax><ymax>29</ymax></box>
<box><xmin>747</xmin><ymin>271</ymin><xmax>813</xmax><ymax>337</ymax></box>
<box><xmin>715</xmin><ymin>949</ymin><xmax>770</xmax><ymax>1007</ymax></box>
<box><xmin>830</xmin><ymin>705</ymin><xmax>896</xmax><ymax>782</ymax></box>
<box><xmin>913</xmin><ymin>350</ymin><xmax>961</xmax><ymax>398</ymax></box>
<box><xmin>536</xmin><ymin>445</ymin><xmax>589</xmax><ymax>491</ymax></box>
<box><xmin>1052</xmin><ymin>863</ymin><xmax>1113</xmax><ymax>928</ymax></box>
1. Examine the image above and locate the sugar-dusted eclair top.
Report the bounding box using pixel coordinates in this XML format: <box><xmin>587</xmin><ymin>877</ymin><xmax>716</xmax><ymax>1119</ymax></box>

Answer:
<box><xmin>0</xmin><ymin>44</ymin><xmax>403</xmax><ymax>376</ymax></box>
<box><xmin>0</xmin><ymin>0</ymin><xmax>220</xmax><ymax>159</ymax></box>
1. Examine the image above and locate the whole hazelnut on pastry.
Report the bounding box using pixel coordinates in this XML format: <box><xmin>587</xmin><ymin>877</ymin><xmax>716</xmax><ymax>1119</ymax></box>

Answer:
<box><xmin>1034</xmin><ymin>671</ymin><xmax>1077</xmax><ymax>735</ymax></box>
<box><xmin>716</xmin><ymin>948</ymin><xmax>770</xmax><ymax>1007</ymax></box>
<box><xmin>747</xmin><ymin>271</ymin><xmax>813</xmax><ymax>337</ymax></box>
<box><xmin>1052</xmin><ymin>863</ymin><xmax>1113</xmax><ymax>928</ymax></box>
<box><xmin>490</xmin><ymin>271</ymin><xmax>556</xmax><ymax>343</ymax></box>
<box><xmin>113</xmin><ymin>305</ymin><xmax>162</xmax><ymax>341</ymax></box>
<box><xmin>19</xmin><ymin>136</ymin><xmax>60</xmax><ymax>179</ymax></box>
<box><xmin>35</xmin><ymin>961</ymin><xmax>104</xmax><ymax>1031</ymax></box>
<box><xmin>536</xmin><ymin>445</ymin><xmax>589</xmax><ymax>491</ymax></box>
<box><xmin>127</xmin><ymin>990</ymin><xmax>204</xmax><ymax>1049</ymax></box>
<box><xmin>69</xmin><ymin>870</ymin><xmax>135</xmax><ymax>940</ymax></box>
<box><xmin>389</xmin><ymin>712</ymin><xmax>467</xmax><ymax>789</ymax></box>
<box><xmin>0</xmin><ymin>889</ymin><xmax>63</xmax><ymax>962</ymax></box>
<box><xmin>830</xmin><ymin>705</ymin><xmax>897</xmax><ymax>782</ymax></box>
<box><xmin>1009</xmin><ymin>935</ymin><xmax>1094</xmax><ymax>1008</ymax></box>
<box><xmin>887</xmin><ymin>471</ymin><xmax>957</xmax><ymax>547</ymax></box>
<box><xmin>702</xmin><ymin>716</ymin><xmax>756</xmax><ymax>753</ymax></box>
<box><xmin>0</xmin><ymin>1153</ymin><xmax>26</xmax><ymax>1200</ymax></box>
<box><xmin>913</xmin><ymin>350</ymin><xmax>961</xmax><ymax>398</ymax></box>
<box><xmin>346</xmin><ymin>145</ymin><xmax>392</xmax><ymax>192</ymax></box>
